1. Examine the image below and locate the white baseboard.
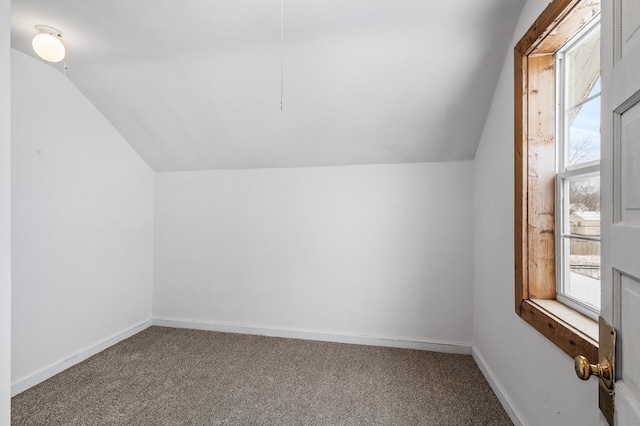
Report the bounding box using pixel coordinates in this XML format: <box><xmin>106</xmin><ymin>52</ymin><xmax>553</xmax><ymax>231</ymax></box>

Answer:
<box><xmin>152</xmin><ymin>317</ymin><xmax>472</xmax><ymax>355</ymax></box>
<box><xmin>472</xmin><ymin>346</ymin><xmax>527</xmax><ymax>426</ymax></box>
<box><xmin>11</xmin><ymin>320</ymin><xmax>152</xmax><ymax>397</ymax></box>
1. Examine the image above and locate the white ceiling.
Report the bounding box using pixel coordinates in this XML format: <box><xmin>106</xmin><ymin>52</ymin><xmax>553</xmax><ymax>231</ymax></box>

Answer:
<box><xmin>11</xmin><ymin>0</ymin><xmax>526</xmax><ymax>171</ymax></box>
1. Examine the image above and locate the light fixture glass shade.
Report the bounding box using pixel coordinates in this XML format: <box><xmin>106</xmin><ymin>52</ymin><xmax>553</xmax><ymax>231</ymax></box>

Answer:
<box><xmin>32</xmin><ymin>30</ymin><xmax>66</xmax><ymax>62</ymax></box>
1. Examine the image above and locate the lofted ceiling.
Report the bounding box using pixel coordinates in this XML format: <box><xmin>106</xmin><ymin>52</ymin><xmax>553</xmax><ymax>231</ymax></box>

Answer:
<box><xmin>11</xmin><ymin>0</ymin><xmax>526</xmax><ymax>171</ymax></box>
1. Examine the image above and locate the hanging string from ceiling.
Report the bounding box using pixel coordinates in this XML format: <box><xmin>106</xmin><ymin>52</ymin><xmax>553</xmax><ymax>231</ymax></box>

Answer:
<box><xmin>280</xmin><ymin>0</ymin><xmax>284</xmax><ymax>111</ymax></box>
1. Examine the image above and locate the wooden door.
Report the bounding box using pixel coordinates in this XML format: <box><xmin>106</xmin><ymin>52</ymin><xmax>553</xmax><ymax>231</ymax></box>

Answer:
<box><xmin>601</xmin><ymin>0</ymin><xmax>640</xmax><ymax>423</ymax></box>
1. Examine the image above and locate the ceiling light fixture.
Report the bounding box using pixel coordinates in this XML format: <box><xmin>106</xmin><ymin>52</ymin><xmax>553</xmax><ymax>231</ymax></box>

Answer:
<box><xmin>32</xmin><ymin>25</ymin><xmax>66</xmax><ymax>63</ymax></box>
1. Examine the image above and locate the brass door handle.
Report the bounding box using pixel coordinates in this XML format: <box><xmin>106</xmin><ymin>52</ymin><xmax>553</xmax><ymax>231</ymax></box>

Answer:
<box><xmin>574</xmin><ymin>355</ymin><xmax>613</xmax><ymax>388</ymax></box>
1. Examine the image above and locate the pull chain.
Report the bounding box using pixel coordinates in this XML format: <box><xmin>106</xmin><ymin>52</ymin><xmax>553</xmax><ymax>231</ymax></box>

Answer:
<box><xmin>62</xmin><ymin>57</ymin><xmax>68</xmax><ymax>136</ymax></box>
<box><xmin>280</xmin><ymin>0</ymin><xmax>284</xmax><ymax>111</ymax></box>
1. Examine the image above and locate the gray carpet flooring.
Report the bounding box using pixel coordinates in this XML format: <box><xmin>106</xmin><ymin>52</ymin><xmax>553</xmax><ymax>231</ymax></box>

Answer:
<box><xmin>12</xmin><ymin>327</ymin><xmax>512</xmax><ymax>425</ymax></box>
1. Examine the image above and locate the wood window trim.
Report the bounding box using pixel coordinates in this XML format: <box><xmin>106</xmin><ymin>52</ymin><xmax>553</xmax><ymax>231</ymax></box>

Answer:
<box><xmin>514</xmin><ymin>0</ymin><xmax>600</xmax><ymax>362</ymax></box>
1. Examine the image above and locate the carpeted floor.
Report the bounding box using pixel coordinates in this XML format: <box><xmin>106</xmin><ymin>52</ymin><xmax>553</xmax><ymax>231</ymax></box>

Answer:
<box><xmin>12</xmin><ymin>327</ymin><xmax>512</xmax><ymax>425</ymax></box>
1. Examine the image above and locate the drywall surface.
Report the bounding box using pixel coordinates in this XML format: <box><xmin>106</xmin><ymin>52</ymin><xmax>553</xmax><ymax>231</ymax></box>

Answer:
<box><xmin>11</xmin><ymin>1</ymin><xmax>526</xmax><ymax>171</ymax></box>
<box><xmin>472</xmin><ymin>0</ymin><xmax>600</xmax><ymax>424</ymax></box>
<box><xmin>154</xmin><ymin>162</ymin><xmax>473</xmax><ymax>346</ymax></box>
<box><xmin>0</xmin><ymin>1</ymin><xmax>10</xmax><ymax>423</ymax></box>
<box><xmin>11</xmin><ymin>50</ymin><xmax>155</xmax><ymax>388</ymax></box>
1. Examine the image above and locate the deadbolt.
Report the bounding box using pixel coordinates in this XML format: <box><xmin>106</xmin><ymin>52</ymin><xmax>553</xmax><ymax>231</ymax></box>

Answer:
<box><xmin>574</xmin><ymin>355</ymin><xmax>613</xmax><ymax>389</ymax></box>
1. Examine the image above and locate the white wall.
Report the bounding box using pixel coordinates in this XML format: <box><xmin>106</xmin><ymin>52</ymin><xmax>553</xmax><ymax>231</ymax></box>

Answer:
<box><xmin>472</xmin><ymin>0</ymin><xmax>600</xmax><ymax>424</ymax></box>
<box><xmin>154</xmin><ymin>162</ymin><xmax>473</xmax><ymax>348</ymax></box>
<box><xmin>0</xmin><ymin>1</ymin><xmax>11</xmax><ymax>424</ymax></box>
<box><xmin>10</xmin><ymin>50</ymin><xmax>155</xmax><ymax>392</ymax></box>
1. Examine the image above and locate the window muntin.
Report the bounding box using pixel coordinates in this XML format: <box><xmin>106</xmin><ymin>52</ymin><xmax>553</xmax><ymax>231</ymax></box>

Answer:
<box><xmin>556</xmin><ymin>20</ymin><xmax>601</xmax><ymax>320</ymax></box>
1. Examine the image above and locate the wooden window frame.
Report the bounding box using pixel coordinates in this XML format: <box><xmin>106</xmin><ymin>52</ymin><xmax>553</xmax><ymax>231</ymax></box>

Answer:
<box><xmin>515</xmin><ymin>0</ymin><xmax>600</xmax><ymax>361</ymax></box>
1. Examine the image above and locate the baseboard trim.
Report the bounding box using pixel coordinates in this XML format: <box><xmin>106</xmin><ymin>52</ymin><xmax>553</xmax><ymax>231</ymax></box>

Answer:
<box><xmin>152</xmin><ymin>317</ymin><xmax>472</xmax><ymax>355</ymax></box>
<box><xmin>472</xmin><ymin>346</ymin><xmax>527</xmax><ymax>426</ymax></box>
<box><xmin>11</xmin><ymin>320</ymin><xmax>152</xmax><ymax>397</ymax></box>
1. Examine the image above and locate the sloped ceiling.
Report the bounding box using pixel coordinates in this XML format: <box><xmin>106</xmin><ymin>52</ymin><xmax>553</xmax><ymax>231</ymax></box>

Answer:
<box><xmin>11</xmin><ymin>0</ymin><xmax>525</xmax><ymax>171</ymax></box>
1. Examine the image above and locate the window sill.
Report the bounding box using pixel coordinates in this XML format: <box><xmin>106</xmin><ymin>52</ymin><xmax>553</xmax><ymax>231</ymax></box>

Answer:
<box><xmin>517</xmin><ymin>299</ymin><xmax>598</xmax><ymax>361</ymax></box>
<box><xmin>532</xmin><ymin>299</ymin><xmax>598</xmax><ymax>340</ymax></box>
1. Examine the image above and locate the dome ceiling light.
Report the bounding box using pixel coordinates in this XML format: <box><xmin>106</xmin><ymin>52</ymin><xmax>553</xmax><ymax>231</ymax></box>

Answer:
<box><xmin>32</xmin><ymin>25</ymin><xmax>66</xmax><ymax>63</ymax></box>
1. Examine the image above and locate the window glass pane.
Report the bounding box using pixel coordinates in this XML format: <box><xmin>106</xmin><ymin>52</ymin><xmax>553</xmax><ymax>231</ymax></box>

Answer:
<box><xmin>568</xmin><ymin>176</ymin><xmax>600</xmax><ymax>237</ymax></box>
<box><xmin>564</xmin><ymin>24</ymin><xmax>601</xmax><ymax>168</ymax></box>
<box><xmin>566</xmin><ymin>25</ymin><xmax>601</xmax><ymax>110</ymax></box>
<box><xmin>565</xmin><ymin>238</ymin><xmax>601</xmax><ymax>310</ymax></box>
<box><xmin>568</xmin><ymin>97</ymin><xmax>600</xmax><ymax>165</ymax></box>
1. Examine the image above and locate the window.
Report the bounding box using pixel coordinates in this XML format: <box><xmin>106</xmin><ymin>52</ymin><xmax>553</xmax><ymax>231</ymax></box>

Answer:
<box><xmin>555</xmin><ymin>21</ymin><xmax>601</xmax><ymax>320</ymax></box>
<box><xmin>515</xmin><ymin>0</ymin><xmax>601</xmax><ymax>361</ymax></box>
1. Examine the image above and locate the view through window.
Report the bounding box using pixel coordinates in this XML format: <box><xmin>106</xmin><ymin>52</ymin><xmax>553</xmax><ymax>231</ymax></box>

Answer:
<box><xmin>556</xmin><ymin>20</ymin><xmax>601</xmax><ymax>319</ymax></box>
